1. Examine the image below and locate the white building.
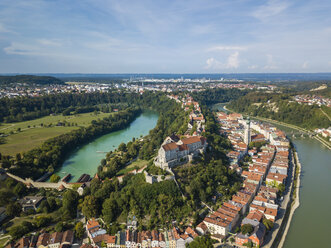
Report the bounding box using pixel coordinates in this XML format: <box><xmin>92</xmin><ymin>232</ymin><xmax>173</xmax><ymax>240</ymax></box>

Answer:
<box><xmin>154</xmin><ymin>135</ymin><xmax>207</xmax><ymax>170</ymax></box>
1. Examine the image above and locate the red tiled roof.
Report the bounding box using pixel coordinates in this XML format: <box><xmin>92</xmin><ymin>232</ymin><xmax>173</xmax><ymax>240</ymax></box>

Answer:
<box><xmin>162</xmin><ymin>142</ymin><xmax>178</xmax><ymax>151</ymax></box>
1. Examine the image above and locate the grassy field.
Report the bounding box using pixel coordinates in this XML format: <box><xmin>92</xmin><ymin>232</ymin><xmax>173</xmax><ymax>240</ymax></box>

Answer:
<box><xmin>116</xmin><ymin>159</ymin><xmax>148</xmax><ymax>176</ymax></box>
<box><xmin>0</xmin><ymin>235</ymin><xmax>11</xmax><ymax>248</ymax></box>
<box><xmin>0</xmin><ymin>112</ymin><xmax>113</xmax><ymax>155</ymax></box>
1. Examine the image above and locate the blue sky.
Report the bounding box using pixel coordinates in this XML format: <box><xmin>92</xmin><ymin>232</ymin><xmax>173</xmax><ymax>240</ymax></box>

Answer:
<box><xmin>0</xmin><ymin>0</ymin><xmax>331</xmax><ymax>73</ymax></box>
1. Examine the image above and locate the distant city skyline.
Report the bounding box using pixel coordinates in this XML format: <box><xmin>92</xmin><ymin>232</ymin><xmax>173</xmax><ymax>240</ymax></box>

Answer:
<box><xmin>0</xmin><ymin>0</ymin><xmax>331</xmax><ymax>73</ymax></box>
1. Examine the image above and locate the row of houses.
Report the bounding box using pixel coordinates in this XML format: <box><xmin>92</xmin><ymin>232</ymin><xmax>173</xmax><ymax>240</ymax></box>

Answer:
<box><xmin>5</xmin><ymin>230</ymin><xmax>74</xmax><ymax>248</ymax></box>
<box><xmin>236</xmin><ymin>146</ymin><xmax>289</xmax><ymax>247</ymax></box>
<box><xmin>294</xmin><ymin>94</ymin><xmax>331</xmax><ymax>107</ymax></box>
<box><xmin>212</xmin><ymin>111</ymin><xmax>290</xmax><ymax>247</ymax></box>
<box><xmin>84</xmin><ymin>219</ymin><xmax>199</xmax><ymax>248</ymax></box>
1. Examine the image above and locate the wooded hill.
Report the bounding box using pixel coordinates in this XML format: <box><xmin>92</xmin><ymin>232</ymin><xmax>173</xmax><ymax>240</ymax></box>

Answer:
<box><xmin>0</xmin><ymin>75</ymin><xmax>64</xmax><ymax>85</ymax></box>
<box><xmin>228</xmin><ymin>92</ymin><xmax>331</xmax><ymax>129</ymax></box>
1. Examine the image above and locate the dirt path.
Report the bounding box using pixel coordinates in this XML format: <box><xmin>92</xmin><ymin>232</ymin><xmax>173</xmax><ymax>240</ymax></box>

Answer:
<box><xmin>320</xmin><ymin>108</ymin><xmax>331</xmax><ymax>122</ymax></box>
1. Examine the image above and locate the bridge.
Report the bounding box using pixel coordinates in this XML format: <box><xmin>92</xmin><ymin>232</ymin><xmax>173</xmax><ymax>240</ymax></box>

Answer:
<box><xmin>5</xmin><ymin>172</ymin><xmax>75</xmax><ymax>189</ymax></box>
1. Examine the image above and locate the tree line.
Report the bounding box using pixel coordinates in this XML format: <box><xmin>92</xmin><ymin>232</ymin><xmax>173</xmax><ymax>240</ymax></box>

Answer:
<box><xmin>228</xmin><ymin>92</ymin><xmax>331</xmax><ymax>129</ymax></box>
<box><xmin>4</xmin><ymin>107</ymin><xmax>141</xmax><ymax>179</ymax></box>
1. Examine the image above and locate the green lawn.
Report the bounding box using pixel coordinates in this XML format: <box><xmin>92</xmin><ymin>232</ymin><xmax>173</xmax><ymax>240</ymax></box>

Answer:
<box><xmin>116</xmin><ymin>159</ymin><xmax>148</xmax><ymax>176</ymax></box>
<box><xmin>0</xmin><ymin>112</ymin><xmax>113</xmax><ymax>155</ymax></box>
<box><xmin>0</xmin><ymin>236</ymin><xmax>11</xmax><ymax>248</ymax></box>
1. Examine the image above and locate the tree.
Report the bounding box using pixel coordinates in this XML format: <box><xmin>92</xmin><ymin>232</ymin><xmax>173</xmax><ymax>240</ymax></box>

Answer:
<box><xmin>34</xmin><ymin>215</ymin><xmax>52</xmax><ymax>228</ymax></box>
<box><xmin>82</xmin><ymin>195</ymin><xmax>100</xmax><ymax>219</ymax></box>
<box><xmin>277</xmin><ymin>183</ymin><xmax>286</xmax><ymax>196</ymax></box>
<box><xmin>62</xmin><ymin>190</ymin><xmax>79</xmax><ymax>218</ymax></box>
<box><xmin>186</xmin><ymin>235</ymin><xmax>215</xmax><ymax>248</ymax></box>
<box><xmin>0</xmin><ymin>190</ymin><xmax>14</xmax><ymax>206</ymax></box>
<box><xmin>75</xmin><ymin>222</ymin><xmax>85</xmax><ymax>239</ymax></box>
<box><xmin>243</xmin><ymin>240</ymin><xmax>253</xmax><ymax>248</ymax></box>
<box><xmin>13</xmin><ymin>182</ymin><xmax>27</xmax><ymax>197</ymax></box>
<box><xmin>118</xmin><ymin>143</ymin><xmax>127</xmax><ymax>152</ymax></box>
<box><xmin>102</xmin><ymin>197</ymin><xmax>118</xmax><ymax>223</ymax></box>
<box><xmin>55</xmin><ymin>222</ymin><xmax>66</xmax><ymax>232</ymax></box>
<box><xmin>241</xmin><ymin>224</ymin><xmax>254</xmax><ymax>235</ymax></box>
<box><xmin>9</xmin><ymin>221</ymin><xmax>33</xmax><ymax>240</ymax></box>
<box><xmin>6</xmin><ymin>202</ymin><xmax>22</xmax><ymax>217</ymax></box>
<box><xmin>50</xmin><ymin>174</ymin><xmax>61</xmax><ymax>183</ymax></box>
<box><xmin>263</xmin><ymin>218</ymin><xmax>274</xmax><ymax>231</ymax></box>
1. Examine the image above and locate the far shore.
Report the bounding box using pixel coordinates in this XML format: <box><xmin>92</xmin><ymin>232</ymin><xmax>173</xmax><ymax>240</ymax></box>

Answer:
<box><xmin>223</xmin><ymin>105</ymin><xmax>331</xmax><ymax>150</ymax></box>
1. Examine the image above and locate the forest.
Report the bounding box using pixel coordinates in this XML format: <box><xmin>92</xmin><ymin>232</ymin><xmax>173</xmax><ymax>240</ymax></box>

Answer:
<box><xmin>0</xmin><ymin>75</ymin><xmax>64</xmax><ymax>85</ymax></box>
<box><xmin>0</xmin><ymin>89</ymin><xmax>245</xmax><ymax>234</ymax></box>
<box><xmin>192</xmin><ymin>88</ymin><xmax>249</xmax><ymax>105</ymax></box>
<box><xmin>1</xmin><ymin>107</ymin><xmax>141</xmax><ymax>179</ymax></box>
<box><xmin>0</xmin><ymin>91</ymin><xmax>139</xmax><ymax>122</ymax></box>
<box><xmin>78</xmin><ymin>101</ymin><xmax>242</xmax><ymax>231</ymax></box>
<box><xmin>228</xmin><ymin>92</ymin><xmax>331</xmax><ymax>129</ymax></box>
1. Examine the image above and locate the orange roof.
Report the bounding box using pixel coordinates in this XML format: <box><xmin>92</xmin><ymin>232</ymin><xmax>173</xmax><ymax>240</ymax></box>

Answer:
<box><xmin>162</xmin><ymin>142</ymin><xmax>178</xmax><ymax>151</ymax></box>
<box><xmin>265</xmin><ymin>208</ymin><xmax>277</xmax><ymax>217</ymax></box>
<box><xmin>185</xmin><ymin>227</ymin><xmax>198</xmax><ymax>238</ymax></box>
<box><xmin>182</xmin><ymin>136</ymin><xmax>205</xmax><ymax>145</ymax></box>
<box><xmin>246</xmin><ymin>210</ymin><xmax>264</xmax><ymax>222</ymax></box>
<box><xmin>87</xmin><ymin>218</ymin><xmax>100</xmax><ymax>230</ymax></box>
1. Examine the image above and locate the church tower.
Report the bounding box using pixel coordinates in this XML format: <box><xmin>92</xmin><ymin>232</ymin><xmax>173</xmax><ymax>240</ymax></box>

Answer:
<box><xmin>244</xmin><ymin>117</ymin><xmax>251</xmax><ymax>145</ymax></box>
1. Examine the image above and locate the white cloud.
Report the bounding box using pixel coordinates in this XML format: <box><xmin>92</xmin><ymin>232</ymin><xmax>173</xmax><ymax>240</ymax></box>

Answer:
<box><xmin>207</xmin><ymin>46</ymin><xmax>246</xmax><ymax>52</ymax></box>
<box><xmin>263</xmin><ymin>54</ymin><xmax>278</xmax><ymax>70</ymax></box>
<box><xmin>4</xmin><ymin>42</ymin><xmax>41</xmax><ymax>56</ymax></box>
<box><xmin>205</xmin><ymin>57</ymin><xmax>223</xmax><ymax>70</ymax></box>
<box><xmin>37</xmin><ymin>39</ymin><xmax>62</xmax><ymax>47</ymax></box>
<box><xmin>252</xmin><ymin>0</ymin><xmax>289</xmax><ymax>20</ymax></box>
<box><xmin>248</xmin><ymin>65</ymin><xmax>259</xmax><ymax>69</ymax></box>
<box><xmin>226</xmin><ymin>51</ymin><xmax>239</xmax><ymax>68</ymax></box>
<box><xmin>205</xmin><ymin>52</ymin><xmax>240</xmax><ymax>70</ymax></box>
<box><xmin>302</xmin><ymin>61</ymin><xmax>308</xmax><ymax>69</ymax></box>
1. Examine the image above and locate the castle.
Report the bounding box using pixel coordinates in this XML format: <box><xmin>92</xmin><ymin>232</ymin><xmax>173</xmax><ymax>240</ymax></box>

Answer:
<box><xmin>154</xmin><ymin>134</ymin><xmax>207</xmax><ymax>170</ymax></box>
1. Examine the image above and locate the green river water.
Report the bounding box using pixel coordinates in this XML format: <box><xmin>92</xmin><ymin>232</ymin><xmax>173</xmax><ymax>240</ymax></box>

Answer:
<box><xmin>212</xmin><ymin>103</ymin><xmax>331</xmax><ymax>248</ymax></box>
<box><xmin>56</xmin><ymin>110</ymin><xmax>158</xmax><ymax>181</ymax></box>
<box><xmin>57</xmin><ymin>103</ymin><xmax>331</xmax><ymax>247</ymax></box>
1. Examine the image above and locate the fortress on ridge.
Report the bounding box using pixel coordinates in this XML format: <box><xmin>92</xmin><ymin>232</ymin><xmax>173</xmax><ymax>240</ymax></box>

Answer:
<box><xmin>154</xmin><ymin>134</ymin><xmax>207</xmax><ymax>170</ymax></box>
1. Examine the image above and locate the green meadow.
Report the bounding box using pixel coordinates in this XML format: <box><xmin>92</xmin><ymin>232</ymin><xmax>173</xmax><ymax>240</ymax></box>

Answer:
<box><xmin>0</xmin><ymin>112</ymin><xmax>113</xmax><ymax>155</ymax></box>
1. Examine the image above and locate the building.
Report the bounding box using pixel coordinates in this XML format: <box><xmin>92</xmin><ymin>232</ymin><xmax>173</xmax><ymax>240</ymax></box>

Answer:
<box><xmin>154</xmin><ymin>136</ymin><xmax>207</xmax><ymax>170</ymax></box>
<box><xmin>20</xmin><ymin>196</ymin><xmax>45</xmax><ymax>212</ymax></box>
<box><xmin>244</xmin><ymin>118</ymin><xmax>251</xmax><ymax>145</ymax></box>
<box><xmin>235</xmin><ymin>223</ymin><xmax>266</xmax><ymax>247</ymax></box>
<box><xmin>86</xmin><ymin>219</ymin><xmax>107</xmax><ymax>245</ymax></box>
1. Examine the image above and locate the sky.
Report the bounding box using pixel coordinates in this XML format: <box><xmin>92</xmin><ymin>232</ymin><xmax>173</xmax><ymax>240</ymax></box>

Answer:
<box><xmin>0</xmin><ymin>0</ymin><xmax>331</xmax><ymax>73</ymax></box>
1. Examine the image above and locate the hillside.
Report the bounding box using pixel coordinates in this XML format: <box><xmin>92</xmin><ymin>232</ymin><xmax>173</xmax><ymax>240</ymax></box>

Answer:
<box><xmin>0</xmin><ymin>75</ymin><xmax>64</xmax><ymax>85</ymax></box>
<box><xmin>228</xmin><ymin>92</ymin><xmax>331</xmax><ymax>129</ymax></box>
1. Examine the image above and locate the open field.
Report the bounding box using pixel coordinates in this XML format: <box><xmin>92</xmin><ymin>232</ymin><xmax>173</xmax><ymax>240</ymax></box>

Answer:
<box><xmin>116</xmin><ymin>159</ymin><xmax>148</xmax><ymax>176</ymax></box>
<box><xmin>0</xmin><ymin>235</ymin><xmax>11</xmax><ymax>248</ymax></box>
<box><xmin>0</xmin><ymin>112</ymin><xmax>113</xmax><ymax>155</ymax></box>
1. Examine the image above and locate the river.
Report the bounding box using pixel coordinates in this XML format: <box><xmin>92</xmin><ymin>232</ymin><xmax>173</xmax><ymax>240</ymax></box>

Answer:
<box><xmin>56</xmin><ymin>110</ymin><xmax>158</xmax><ymax>181</ymax></box>
<box><xmin>212</xmin><ymin>103</ymin><xmax>331</xmax><ymax>248</ymax></box>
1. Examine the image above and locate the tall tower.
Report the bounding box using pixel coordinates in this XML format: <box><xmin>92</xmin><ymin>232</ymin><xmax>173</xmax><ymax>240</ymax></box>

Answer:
<box><xmin>244</xmin><ymin>117</ymin><xmax>251</xmax><ymax>145</ymax></box>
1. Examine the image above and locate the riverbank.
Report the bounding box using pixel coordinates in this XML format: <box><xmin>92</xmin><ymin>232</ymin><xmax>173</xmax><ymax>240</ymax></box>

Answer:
<box><xmin>219</xmin><ymin>105</ymin><xmax>302</xmax><ymax>248</ymax></box>
<box><xmin>277</xmin><ymin>150</ymin><xmax>301</xmax><ymax>248</ymax></box>
<box><xmin>56</xmin><ymin>110</ymin><xmax>159</xmax><ymax>180</ymax></box>
<box><xmin>261</xmin><ymin>146</ymin><xmax>297</xmax><ymax>248</ymax></box>
<box><xmin>223</xmin><ymin>106</ymin><xmax>331</xmax><ymax>150</ymax></box>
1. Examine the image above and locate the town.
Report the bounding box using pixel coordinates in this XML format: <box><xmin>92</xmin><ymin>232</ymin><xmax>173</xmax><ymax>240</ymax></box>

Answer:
<box><xmin>0</xmin><ymin>91</ymin><xmax>296</xmax><ymax>248</ymax></box>
<box><xmin>293</xmin><ymin>94</ymin><xmax>331</xmax><ymax>107</ymax></box>
<box><xmin>0</xmin><ymin>80</ymin><xmax>276</xmax><ymax>99</ymax></box>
